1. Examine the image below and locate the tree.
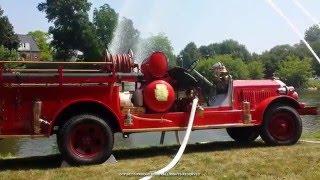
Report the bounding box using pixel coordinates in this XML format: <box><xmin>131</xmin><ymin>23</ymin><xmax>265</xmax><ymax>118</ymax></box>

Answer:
<box><xmin>179</xmin><ymin>42</ymin><xmax>200</xmax><ymax>68</ymax></box>
<box><xmin>109</xmin><ymin>17</ymin><xmax>140</xmax><ymax>54</ymax></box>
<box><xmin>93</xmin><ymin>4</ymin><xmax>118</xmax><ymax>50</ymax></box>
<box><xmin>260</xmin><ymin>44</ymin><xmax>296</xmax><ymax>78</ymax></box>
<box><xmin>198</xmin><ymin>40</ymin><xmax>251</xmax><ymax>62</ymax></box>
<box><xmin>293</xmin><ymin>41</ymin><xmax>320</xmax><ymax>76</ymax></box>
<box><xmin>300</xmin><ymin>25</ymin><xmax>320</xmax><ymax>76</ymax></box>
<box><xmin>0</xmin><ymin>45</ymin><xmax>20</xmax><ymax>68</ymax></box>
<box><xmin>219</xmin><ymin>39</ymin><xmax>251</xmax><ymax>61</ymax></box>
<box><xmin>28</xmin><ymin>31</ymin><xmax>53</xmax><ymax>61</ymax></box>
<box><xmin>247</xmin><ymin>61</ymin><xmax>265</xmax><ymax>79</ymax></box>
<box><xmin>38</xmin><ymin>0</ymin><xmax>102</xmax><ymax>60</ymax></box>
<box><xmin>220</xmin><ymin>55</ymin><xmax>249</xmax><ymax>79</ymax></box>
<box><xmin>0</xmin><ymin>6</ymin><xmax>19</xmax><ymax>50</ymax></box>
<box><xmin>0</xmin><ymin>45</ymin><xmax>19</xmax><ymax>61</ymax></box>
<box><xmin>305</xmin><ymin>25</ymin><xmax>320</xmax><ymax>43</ymax></box>
<box><xmin>276</xmin><ymin>56</ymin><xmax>313</xmax><ymax>88</ymax></box>
<box><xmin>137</xmin><ymin>33</ymin><xmax>176</xmax><ymax>66</ymax></box>
<box><xmin>198</xmin><ymin>43</ymin><xmax>220</xmax><ymax>58</ymax></box>
<box><xmin>196</xmin><ymin>55</ymin><xmax>249</xmax><ymax>80</ymax></box>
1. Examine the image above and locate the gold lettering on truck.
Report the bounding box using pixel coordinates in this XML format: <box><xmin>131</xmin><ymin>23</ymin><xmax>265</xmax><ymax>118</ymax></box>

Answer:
<box><xmin>155</xmin><ymin>84</ymin><xmax>169</xmax><ymax>102</ymax></box>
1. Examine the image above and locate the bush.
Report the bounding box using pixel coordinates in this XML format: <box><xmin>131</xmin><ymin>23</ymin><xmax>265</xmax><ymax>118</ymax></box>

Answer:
<box><xmin>308</xmin><ymin>79</ymin><xmax>320</xmax><ymax>89</ymax></box>
<box><xmin>0</xmin><ymin>45</ymin><xmax>21</xmax><ymax>68</ymax></box>
<box><xmin>0</xmin><ymin>45</ymin><xmax>19</xmax><ymax>61</ymax></box>
<box><xmin>247</xmin><ymin>61</ymin><xmax>265</xmax><ymax>79</ymax></box>
<box><xmin>196</xmin><ymin>55</ymin><xmax>249</xmax><ymax>80</ymax></box>
<box><xmin>276</xmin><ymin>56</ymin><xmax>313</xmax><ymax>88</ymax></box>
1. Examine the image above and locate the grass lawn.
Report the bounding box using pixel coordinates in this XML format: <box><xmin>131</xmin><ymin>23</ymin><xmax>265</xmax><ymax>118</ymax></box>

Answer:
<box><xmin>0</xmin><ymin>141</ymin><xmax>320</xmax><ymax>179</ymax></box>
<box><xmin>303</xmin><ymin>130</ymin><xmax>320</xmax><ymax>141</ymax></box>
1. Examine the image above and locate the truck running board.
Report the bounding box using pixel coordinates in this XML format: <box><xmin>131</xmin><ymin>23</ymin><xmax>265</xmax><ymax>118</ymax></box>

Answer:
<box><xmin>0</xmin><ymin>135</ymin><xmax>46</xmax><ymax>139</ymax></box>
<box><xmin>123</xmin><ymin>123</ymin><xmax>257</xmax><ymax>133</ymax></box>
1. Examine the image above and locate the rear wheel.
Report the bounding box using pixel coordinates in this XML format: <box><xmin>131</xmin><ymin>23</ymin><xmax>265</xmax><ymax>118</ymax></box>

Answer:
<box><xmin>260</xmin><ymin>106</ymin><xmax>302</xmax><ymax>145</ymax></box>
<box><xmin>226</xmin><ymin>127</ymin><xmax>260</xmax><ymax>144</ymax></box>
<box><xmin>57</xmin><ymin>114</ymin><xmax>114</xmax><ymax>166</ymax></box>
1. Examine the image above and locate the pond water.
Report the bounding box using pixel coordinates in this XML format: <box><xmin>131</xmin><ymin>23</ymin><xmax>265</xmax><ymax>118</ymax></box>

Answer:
<box><xmin>0</xmin><ymin>91</ymin><xmax>319</xmax><ymax>158</ymax></box>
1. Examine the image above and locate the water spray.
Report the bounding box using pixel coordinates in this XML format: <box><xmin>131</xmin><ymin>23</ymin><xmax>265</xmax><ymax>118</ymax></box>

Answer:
<box><xmin>140</xmin><ymin>98</ymin><xmax>199</xmax><ymax>180</ymax></box>
<box><xmin>265</xmin><ymin>0</ymin><xmax>320</xmax><ymax>64</ymax></box>
<box><xmin>109</xmin><ymin>1</ymin><xmax>135</xmax><ymax>54</ymax></box>
<box><xmin>292</xmin><ymin>0</ymin><xmax>320</xmax><ymax>29</ymax></box>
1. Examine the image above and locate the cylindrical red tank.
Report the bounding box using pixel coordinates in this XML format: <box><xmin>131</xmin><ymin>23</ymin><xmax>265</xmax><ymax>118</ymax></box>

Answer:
<box><xmin>141</xmin><ymin>52</ymin><xmax>168</xmax><ymax>80</ymax></box>
<box><xmin>143</xmin><ymin>80</ymin><xmax>175</xmax><ymax>113</ymax></box>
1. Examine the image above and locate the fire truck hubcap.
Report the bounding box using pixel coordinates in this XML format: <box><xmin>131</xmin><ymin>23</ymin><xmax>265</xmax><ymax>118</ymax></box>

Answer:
<box><xmin>268</xmin><ymin>112</ymin><xmax>295</xmax><ymax>141</ymax></box>
<box><xmin>69</xmin><ymin>123</ymin><xmax>106</xmax><ymax>159</ymax></box>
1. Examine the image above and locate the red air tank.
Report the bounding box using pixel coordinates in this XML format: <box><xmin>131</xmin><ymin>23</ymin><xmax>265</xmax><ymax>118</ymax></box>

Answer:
<box><xmin>143</xmin><ymin>80</ymin><xmax>175</xmax><ymax>113</ymax></box>
<box><xmin>141</xmin><ymin>52</ymin><xmax>168</xmax><ymax>80</ymax></box>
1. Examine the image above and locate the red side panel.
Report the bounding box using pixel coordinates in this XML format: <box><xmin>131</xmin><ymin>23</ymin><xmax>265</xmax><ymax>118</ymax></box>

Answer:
<box><xmin>0</xmin><ymin>85</ymin><xmax>122</xmax><ymax>135</ymax></box>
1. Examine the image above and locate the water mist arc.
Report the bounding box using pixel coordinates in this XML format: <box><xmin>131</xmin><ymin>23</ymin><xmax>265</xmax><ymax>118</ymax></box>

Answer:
<box><xmin>265</xmin><ymin>0</ymin><xmax>320</xmax><ymax>65</ymax></box>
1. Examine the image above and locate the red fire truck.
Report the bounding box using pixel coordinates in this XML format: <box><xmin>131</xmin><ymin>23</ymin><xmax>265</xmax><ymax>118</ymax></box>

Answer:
<box><xmin>0</xmin><ymin>51</ymin><xmax>317</xmax><ymax>165</ymax></box>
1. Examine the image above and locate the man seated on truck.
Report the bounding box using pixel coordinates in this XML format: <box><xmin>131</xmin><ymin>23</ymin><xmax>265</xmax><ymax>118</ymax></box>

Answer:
<box><xmin>210</xmin><ymin>62</ymin><xmax>231</xmax><ymax>94</ymax></box>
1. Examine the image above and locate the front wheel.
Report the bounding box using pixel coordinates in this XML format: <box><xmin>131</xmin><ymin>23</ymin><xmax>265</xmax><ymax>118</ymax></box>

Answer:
<box><xmin>226</xmin><ymin>127</ymin><xmax>260</xmax><ymax>144</ymax></box>
<box><xmin>260</xmin><ymin>106</ymin><xmax>302</xmax><ymax>145</ymax></box>
<box><xmin>57</xmin><ymin>114</ymin><xmax>114</xmax><ymax>166</ymax></box>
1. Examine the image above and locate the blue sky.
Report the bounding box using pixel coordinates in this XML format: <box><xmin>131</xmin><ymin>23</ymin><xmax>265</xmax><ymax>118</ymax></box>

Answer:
<box><xmin>1</xmin><ymin>0</ymin><xmax>320</xmax><ymax>54</ymax></box>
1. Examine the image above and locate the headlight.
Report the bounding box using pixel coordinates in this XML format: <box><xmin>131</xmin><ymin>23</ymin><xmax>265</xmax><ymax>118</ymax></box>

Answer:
<box><xmin>291</xmin><ymin>91</ymin><xmax>299</xmax><ymax>100</ymax></box>
<box><xmin>277</xmin><ymin>87</ymin><xmax>288</xmax><ymax>95</ymax></box>
<box><xmin>277</xmin><ymin>86</ymin><xmax>295</xmax><ymax>95</ymax></box>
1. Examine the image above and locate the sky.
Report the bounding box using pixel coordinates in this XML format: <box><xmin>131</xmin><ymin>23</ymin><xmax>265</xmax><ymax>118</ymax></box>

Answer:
<box><xmin>1</xmin><ymin>0</ymin><xmax>320</xmax><ymax>54</ymax></box>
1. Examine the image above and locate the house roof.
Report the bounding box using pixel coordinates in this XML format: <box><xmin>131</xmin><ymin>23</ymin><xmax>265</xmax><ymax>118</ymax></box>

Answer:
<box><xmin>17</xmin><ymin>34</ymin><xmax>40</xmax><ymax>52</ymax></box>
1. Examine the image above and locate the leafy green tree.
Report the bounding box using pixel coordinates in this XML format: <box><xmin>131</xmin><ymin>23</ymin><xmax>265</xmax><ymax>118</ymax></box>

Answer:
<box><xmin>195</xmin><ymin>57</ymin><xmax>217</xmax><ymax>80</ymax></box>
<box><xmin>219</xmin><ymin>39</ymin><xmax>251</xmax><ymax>61</ymax></box>
<box><xmin>198</xmin><ymin>40</ymin><xmax>251</xmax><ymax>62</ymax></box>
<box><xmin>110</xmin><ymin>17</ymin><xmax>140</xmax><ymax>54</ymax></box>
<box><xmin>93</xmin><ymin>4</ymin><xmax>118</xmax><ymax>50</ymax></box>
<box><xmin>38</xmin><ymin>0</ymin><xmax>102</xmax><ymax>60</ymax></box>
<box><xmin>276</xmin><ymin>56</ymin><xmax>313</xmax><ymax>88</ymax></box>
<box><xmin>138</xmin><ymin>33</ymin><xmax>176</xmax><ymax>66</ymax></box>
<box><xmin>179</xmin><ymin>42</ymin><xmax>200</xmax><ymax>68</ymax></box>
<box><xmin>292</xmin><ymin>41</ymin><xmax>320</xmax><ymax>76</ymax></box>
<box><xmin>305</xmin><ymin>25</ymin><xmax>320</xmax><ymax>43</ymax></box>
<box><xmin>0</xmin><ymin>45</ymin><xmax>19</xmax><ymax>61</ymax></box>
<box><xmin>299</xmin><ymin>25</ymin><xmax>320</xmax><ymax>76</ymax></box>
<box><xmin>0</xmin><ymin>7</ymin><xmax>19</xmax><ymax>50</ymax></box>
<box><xmin>260</xmin><ymin>44</ymin><xmax>296</xmax><ymax>78</ymax></box>
<box><xmin>196</xmin><ymin>55</ymin><xmax>249</xmax><ymax>80</ymax></box>
<box><xmin>221</xmin><ymin>56</ymin><xmax>249</xmax><ymax>79</ymax></box>
<box><xmin>247</xmin><ymin>61</ymin><xmax>265</xmax><ymax>79</ymax></box>
<box><xmin>28</xmin><ymin>30</ymin><xmax>53</xmax><ymax>61</ymax></box>
<box><xmin>0</xmin><ymin>45</ymin><xmax>21</xmax><ymax>68</ymax></box>
<box><xmin>198</xmin><ymin>43</ymin><xmax>220</xmax><ymax>58</ymax></box>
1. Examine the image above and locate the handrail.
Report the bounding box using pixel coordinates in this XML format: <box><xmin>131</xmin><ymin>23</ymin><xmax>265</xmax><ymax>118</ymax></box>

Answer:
<box><xmin>0</xmin><ymin>60</ymin><xmax>113</xmax><ymax>65</ymax></box>
<box><xmin>10</xmin><ymin>69</ymin><xmax>103</xmax><ymax>72</ymax></box>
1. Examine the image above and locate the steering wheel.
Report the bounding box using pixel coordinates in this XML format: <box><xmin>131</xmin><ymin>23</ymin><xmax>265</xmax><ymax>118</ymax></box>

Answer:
<box><xmin>186</xmin><ymin>59</ymin><xmax>199</xmax><ymax>72</ymax></box>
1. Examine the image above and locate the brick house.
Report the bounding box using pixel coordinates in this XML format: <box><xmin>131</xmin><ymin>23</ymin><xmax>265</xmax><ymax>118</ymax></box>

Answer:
<box><xmin>17</xmin><ymin>34</ymin><xmax>41</xmax><ymax>61</ymax></box>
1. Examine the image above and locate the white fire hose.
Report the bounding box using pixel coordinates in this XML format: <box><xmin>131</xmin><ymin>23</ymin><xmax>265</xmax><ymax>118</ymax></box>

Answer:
<box><xmin>140</xmin><ymin>98</ymin><xmax>199</xmax><ymax>180</ymax></box>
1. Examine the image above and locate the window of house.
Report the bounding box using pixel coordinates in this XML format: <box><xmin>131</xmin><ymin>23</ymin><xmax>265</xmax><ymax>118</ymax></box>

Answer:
<box><xmin>19</xmin><ymin>43</ymin><xmax>30</xmax><ymax>51</ymax></box>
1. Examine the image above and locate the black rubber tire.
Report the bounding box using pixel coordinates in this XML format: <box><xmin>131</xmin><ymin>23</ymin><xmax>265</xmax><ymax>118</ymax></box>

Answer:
<box><xmin>226</xmin><ymin>127</ymin><xmax>260</xmax><ymax>144</ymax></box>
<box><xmin>260</xmin><ymin>106</ymin><xmax>302</xmax><ymax>145</ymax></box>
<box><xmin>57</xmin><ymin>114</ymin><xmax>114</xmax><ymax>166</ymax></box>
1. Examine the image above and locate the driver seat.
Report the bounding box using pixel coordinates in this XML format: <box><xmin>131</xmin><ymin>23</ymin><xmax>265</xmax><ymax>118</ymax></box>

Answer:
<box><xmin>208</xmin><ymin>79</ymin><xmax>233</xmax><ymax>107</ymax></box>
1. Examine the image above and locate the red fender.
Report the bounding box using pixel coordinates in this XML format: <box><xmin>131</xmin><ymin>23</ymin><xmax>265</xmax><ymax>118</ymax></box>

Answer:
<box><xmin>48</xmin><ymin>99</ymin><xmax>121</xmax><ymax>136</ymax></box>
<box><xmin>253</xmin><ymin>95</ymin><xmax>301</xmax><ymax>125</ymax></box>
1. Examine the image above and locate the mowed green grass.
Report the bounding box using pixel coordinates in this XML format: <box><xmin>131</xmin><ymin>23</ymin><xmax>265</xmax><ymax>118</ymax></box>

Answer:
<box><xmin>0</xmin><ymin>141</ymin><xmax>320</xmax><ymax>180</ymax></box>
<box><xmin>303</xmin><ymin>130</ymin><xmax>320</xmax><ymax>141</ymax></box>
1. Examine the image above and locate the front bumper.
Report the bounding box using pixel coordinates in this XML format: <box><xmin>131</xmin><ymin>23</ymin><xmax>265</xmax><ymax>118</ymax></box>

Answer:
<box><xmin>297</xmin><ymin>104</ymin><xmax>318</xmax><ymax>115</ymax></box>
